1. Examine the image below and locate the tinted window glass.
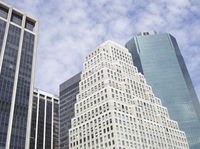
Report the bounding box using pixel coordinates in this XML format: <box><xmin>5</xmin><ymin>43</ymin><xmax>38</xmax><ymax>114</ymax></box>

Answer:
<box><xmin>0</xmin><ymin>5</ymin><xmax>8</xmax><ymax>19</ymax></box>
<box><xmin>11</xmin><ymin>12</ymin><xmax>22</xmax><ymax>26</ymax></box>
<box><xmin>25</xmin><ymin>19</ymin><xmax>35</xmax><ymax>31</ymax></box>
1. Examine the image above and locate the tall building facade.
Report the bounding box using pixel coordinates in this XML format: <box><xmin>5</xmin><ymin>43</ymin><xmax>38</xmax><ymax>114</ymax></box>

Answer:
<box><xmin>30</xmin><ymin>88</ymin><xmax>59</xmax><ymax>149</ymax></box>
<box><xmin>125</xmin><ymin>31</ymin><xmax>200</xmax><ymax>149</ymax></box>
<box><xmin>69</xmin><ymin>41</ymin><xmax>189</xmax><ymax>149</ymax></box>
<box><xmin>59</xmin><ymin>72</ymin><xmax>81</xmax><ymax>149</ymax></box>
<box><xmin>0</xmin><ymin>1</ymin><xmax>38</xmax><ymax>149</ymax></box>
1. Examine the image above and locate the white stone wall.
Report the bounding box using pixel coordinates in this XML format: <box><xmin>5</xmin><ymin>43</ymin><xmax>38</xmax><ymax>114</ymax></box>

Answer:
<box><xmin>69</xmin><ymin>40</ymin><xmax>189</xmax><ymax>149</ymax></box>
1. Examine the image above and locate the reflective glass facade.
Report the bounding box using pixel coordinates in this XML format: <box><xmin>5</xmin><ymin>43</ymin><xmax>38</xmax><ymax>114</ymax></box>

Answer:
<box><xmin>0</xmin><ymin>24</ymin><xmax>20</xmax><ymax>148</ymax></box>
<box><xmin>0</xmin><ymin>2</ymin><xmax>38</xmax><ymax>149</ymax></box>
<box><xmin>37</xmin><ymin>99</ymin><xmax>45</xmax><ymax>149</ymax></box>
<box><xmin>0</xmin><ymin>19</ymin><xmax>6</xmax><ymax>54</ymax></box>
<box><xmin>10</xmin><ymin>31</ymin><xmax>35</xmax><ymax>149</ymax></box>
<box><xmin>126</xmin><ymin>32</ymin><xmax>200</xmax><ymax>149</ymax></box>
<box><xmin>30</xmin><ymin>89</ymin><xmax>59</xmax><ymax>149</ymax></box>
<box><xmin>59</xmin><ymin>72</ymin><xmax>81</xmax><ymax>149</ymax></box>
<box><xmin>30</xmin><ymin>96</ymin><xmax>37</xmax><ymax>149</ymax></box>
<box><xmin>46</xmin><ymin>101</ymin><xmax>52</xmax><ymax>149</ymax></box>
<box><xmin>53</xmin><ymin>100</ymin><xmax>59</xmax><ymax>149</ymax></box>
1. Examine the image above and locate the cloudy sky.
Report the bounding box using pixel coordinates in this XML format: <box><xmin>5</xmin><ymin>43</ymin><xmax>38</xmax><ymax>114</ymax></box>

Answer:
<box><xmin>4</xmin><ymin>0</ymin><xmax>200</xmax><ymax>99</ymax></box>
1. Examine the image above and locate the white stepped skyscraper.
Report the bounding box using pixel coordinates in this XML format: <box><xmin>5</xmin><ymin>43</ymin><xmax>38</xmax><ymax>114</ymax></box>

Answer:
<box><xmin>69</xmin><ymin>41</ymin><xmax>189</xmax><ymax>149</ymax></box>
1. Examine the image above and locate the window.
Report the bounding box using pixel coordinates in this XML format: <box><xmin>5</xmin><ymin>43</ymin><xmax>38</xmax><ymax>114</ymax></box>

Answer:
<box><xmin>0</xmin><ymin>5</ymin><xmax>8</xmax><ymax>19</ymax></box>
<box><xmin>11</xmin><ymin>12</ymin><xmax>22</xmax><ymax>25</ymax></box>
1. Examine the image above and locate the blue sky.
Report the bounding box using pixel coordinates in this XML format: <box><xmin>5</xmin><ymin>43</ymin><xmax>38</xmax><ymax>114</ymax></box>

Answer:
<box><xmin>4</xmin><ymin>0</ymin><xmax>200</xmax><ymax>99</ymax></box>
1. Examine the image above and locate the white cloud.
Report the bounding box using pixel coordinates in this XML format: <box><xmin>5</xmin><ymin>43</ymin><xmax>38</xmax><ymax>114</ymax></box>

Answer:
<box><xmin>4</xmin><ymin>0</ymin><xmax>200</xmax><ymax>100</ymax></box>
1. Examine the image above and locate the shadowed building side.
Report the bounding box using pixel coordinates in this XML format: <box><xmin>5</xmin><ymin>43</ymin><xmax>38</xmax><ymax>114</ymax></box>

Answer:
<box><xmin>59</xmin><ymin>72</ymin><xmax>81</xmax><ymax>149</ymax></box>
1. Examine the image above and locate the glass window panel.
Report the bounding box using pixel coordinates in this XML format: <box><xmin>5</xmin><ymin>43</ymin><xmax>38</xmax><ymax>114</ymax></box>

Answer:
<box><xmin>25</xmin><ymin>19</ymin><xmax>35</xmax><ymax>31</ymax></box>
<box><xmin>0</xmin><ymin>5</ymin><xmax>8</xmax><ymax>19</ymax></box>
<box><xmin>11</xmin><ymin>12</ymin><xmax>22</xmax><ymax>26</ymax></box>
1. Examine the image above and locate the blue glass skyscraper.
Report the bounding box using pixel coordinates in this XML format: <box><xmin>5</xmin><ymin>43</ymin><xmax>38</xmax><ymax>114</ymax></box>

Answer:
<box><xmin>0</xmin><ymin>1</ymin><xmax>38</xmax><ymax>149</ymax></box>
<box><xmin>126</xmin><ymin>31</ymin><xmax>200</xmax><ymax>149</ymax></box>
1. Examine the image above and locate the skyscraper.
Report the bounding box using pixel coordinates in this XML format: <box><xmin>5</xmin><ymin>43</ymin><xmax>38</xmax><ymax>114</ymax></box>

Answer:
<box><xmin>69</xmin><ymin>40</ymin><xmax>189</xmax><ymax>149</ymax></box>
<box><xmin>30</xmin><ymin>88</ymin><xmax>59</xmax><ymax>149</ymax></box>
<box><xmin>125</xmin><ymin>31</ymin><xmax>200</xmax><ymax>149</ymax></box>
<box><xmin>0</xmin><ymin>1</ymin><xmax>38</xmax><ymax>149</ymax></box>
<box><xmin>59</xmin><ymin>72</ymin><xmax>81</xmax><ymax>149</ymax></box>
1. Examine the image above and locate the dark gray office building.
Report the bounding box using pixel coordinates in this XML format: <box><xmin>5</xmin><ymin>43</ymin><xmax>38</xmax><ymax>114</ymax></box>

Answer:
<box><xmin>0</xmin><ymin>1</ymin><xmax>38</xmax><ymax>149</ymax></box>
<box><xmin>30</xmin><ymin>88</ymin><xmax>59</xmax><ymax>149</ymax></box>
<box><xmin>125</xmin><ymin>31</ymin><xmax>200</xmax><ymax>149</ymax></box>
<box><xmin>59</xmin><ymin>72</ymin><xmax>81</xmax><ymax>149</ymax></box>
